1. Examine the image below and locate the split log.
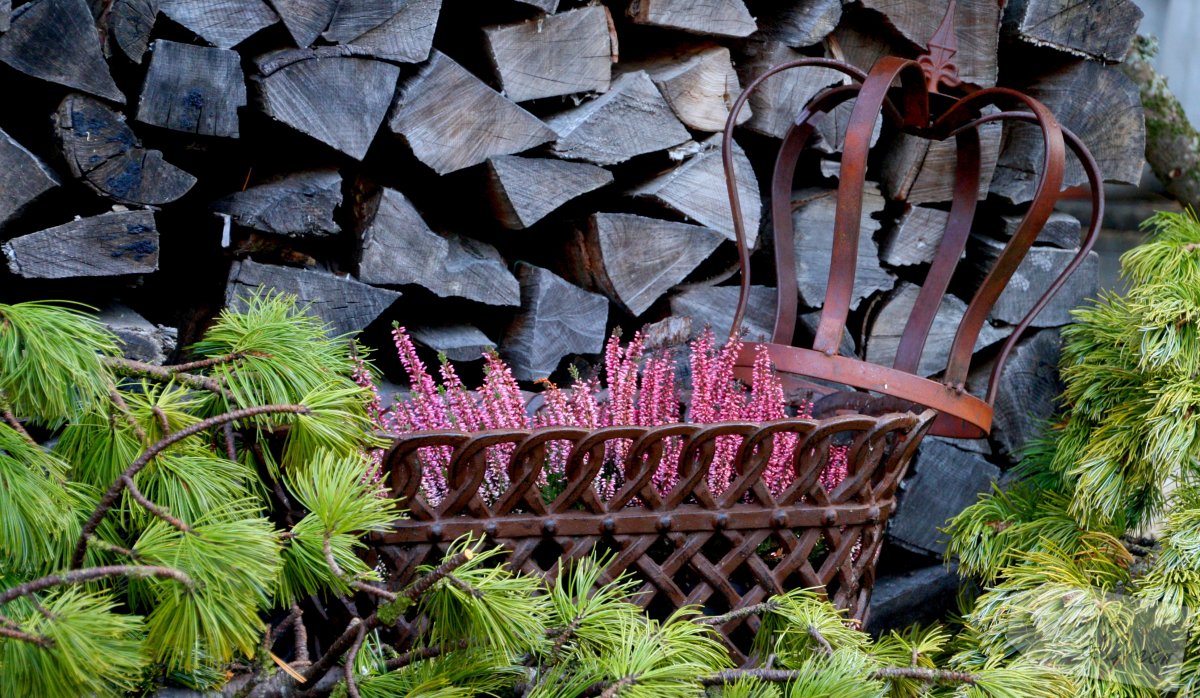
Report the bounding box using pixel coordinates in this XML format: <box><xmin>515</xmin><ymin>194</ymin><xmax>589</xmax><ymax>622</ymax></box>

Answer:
<box><xmin>735</xmin><ymin>40</ymin><xmax>845</xmax><ymax>139</ymax></box>
<box><xmin>409</xmin><ymin>324</ymin><xmax>495</xmax><ymax>362</ymax></box>
<box><xmin>356</xmin><ymin>187</ymin><xmax>520</xmax><ymax>306</ymax></box>
<box><xmin>968</xmin><ymin>328</ymin><xmax>1064</xmax><ymax>463</ymax></box>
<box><xmin>502</xmin><ymin>263</ymin><xmax>609</xmax><ymax>381</ymax></box>
<box><xmin>879</xmin><ymin>205</ymin><xmax>948</xmax><ymax>268</ymax></box>
<box><xmin>961</xmin><ymin>235</ymin><xmax>1099</xmax><ymax>328</ymax></box>
<box><xmin>514</xmin><ymin>0</ymin><xmax>556</xmax><ymax>11</ymax></box>
<box><xmin>828</xmin><ymin>16</ymin><xmax>900</xmax><ymax>74</ymax></box>
<box><xmin>98</xmin><ymin>303</ymin><xmax>178</xmax><ymax>364</ymax></box>
<box><xmin>627</xmin><ymin>0</ymin><xmax>756</xmax><ymax>38</ymax></box>
<box><xmin>792</xmin><ymin>187</ymin><xmax>894</xmax><ymax>310</ymax></box>
<box><xmin>55</xmin><ymin>93</ymin><xmax>196</xmax><ymax>206</ymax></box>
<box><xmin>547</xmin><ymin>70</ymin><xmax>691</xmax><ymax>166</ymax></box>
<box><xmin>813</xmin><ymin>98</ymin><xmax>882</xmax><ymax>155</ymax></box>
<box><xmin>1004</xmin><ymin>0</ymin><xmax>1142</xmax><ymax>64</ymax></box>
<box><xmin>3</xmin><ymin>210</ymin><xmax>159</xmax><ymax>279</ymax></box>
<box><xmin>322</xmin><ymin>0</ymin><xmax>406</xmax><ymax>42</ymax></box>
<box><xmin>880</xmin><ymin>118</ymin><xmax>1003</xmax><ymax>204</ymax></box>
<box><xmin>565</xmin><ymin>213</ymin><xmax>724</xmax><ymax>317</ymax></box>
<box><xmin>159</xmin><ymin>0</ymin><xmax>279</xmax><ymax>49</ymax></box>
<box><xmin>991</xmin><ymin>58</ymin><xmax>1144</xmax><ymax>204</ymax></box>
<box><xmin>0</xmin><ymin>128</ymin><xmax>60</xmax><ymax>231</ymax></box>
<box><xmin>0</xmin><ymin>0</ymin><xmax>8</xmax><ymax>31</ymax></box>
<box><xmin>867</xmin><ymin>564</ymin><xmax>961</xmax><ymax>634</ymax></box>
<box><xmin>486</xmin><ymin>156</ymin><xmax>612</xmax><ymax>230</ymax></box>
<box><xmin>226</xmin><ymin>259</ymin><xmax>400</xmax><ymax>336</ymax></box>
<box><xmin>639</xmin><ymin>316</ymin><xmax>691</xmax><ymax>351</ymax></box>
<box><xmin>256</xmin><ymin>49</ymin><xmax>400</xmax><ymax>160</ymax></box>
<box><xmin>138</xmin><ymin>40</ymin><xmax>245</xmax><ymax>137</ymax></box>
<box><xmin>625</xmin><ymin>44</ymin><xmax>749</xmax><ymax>132</ymax></box>
<box><xmin>858</xmin><ymin>0</ymin><xmax>1003</xmax><ymax>88</ymax></box>
<box><xmin>751</xmin><ymin>0</ymin><xmax>841</xmax><ymax>48</ymax></box>
<box><xmin>108</xmin><ymin>0</ymin><xmax>157</xmax><ymax>63</ymax></box>
<box><xmin>388</xmin><ymin>50</ymin><xmax>556</xmax><ymax>175</ymax></box>
<box><xmin>980</xmin><ymin>211</ymin><xmax>1081</xmax><ymax>250</ymax></box>
<box><xmin>211</xmin><ymin>169</ymin><xmax>341</xmax><ymax>237</ymax></box>
<box><xmin>864</xmin><ymin>282</ymin><xmax>1006</xmax><ymax>377</ymax></box>
<box><xmin>323</xmin><ymin>0</ymin><xmax>440</xmax><ymax>63</ymax></box>
<box><xmin>670</xmin><ymin>284</ymin><xmax>775</xmax><ymax>343</ymax></box>
<box><xmin>629</xmin><ymin>135</ymin><xmax>760</xmax><ymax>245</ymax></box>
<box><xmin>483</xmin><ymin>6</ymin><xmax>614</xmax><ymax>102</ymax></box>
<box><xmin>268</xmin><ymin>0</ymin><xmax>338</xmax><ymax>48</ymax></box>
<box><xmin>0</xmin><ymin>0</ymin><xmax>124</xmax><ymax>103</ymax></box>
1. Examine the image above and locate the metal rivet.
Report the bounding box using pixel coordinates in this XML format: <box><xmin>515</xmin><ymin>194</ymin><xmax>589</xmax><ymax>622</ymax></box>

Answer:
<box><xmin>428</xmin><ymin>524</ymin><xmax>443</xmax><ymax>541</ymax></box>
<box><xmin>484</xmin><ymin>521</ymin><xmax>498</xmax><ymax>536</ymax></box>
<box><xmin>867</xmin><ymin>506</ymin><xmax>881</xmax><ymax>523</ymax></box>
<box><xmin>657</xmin><ymin>515</ymin><xmax>672</xmax><ymax>532</ymax></box>
<box><xmin>543</xmin><ymin>519</ymin><xmax>557</xmax><ymax>535</ymax></box>
<box><xmin>602</xmin><ymin>516</ymin><xmax>616</xmax><ymax>533</ymax></box>
<box><xmin>823</xmin><ymin>509</ymin><xmax>838</xmax><ymax>526</ymax></box>
<box><xmin>772</xmin><ymin>510</ymin><xmax>788</xmax><ymax>528</ymax></box>
<box><xmin>713</xmin><ymin>513</ymin><xmax>729</xmax><ymax>530</ymax></box>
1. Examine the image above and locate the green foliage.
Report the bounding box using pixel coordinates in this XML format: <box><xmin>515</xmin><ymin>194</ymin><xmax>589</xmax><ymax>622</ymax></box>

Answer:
<box><xmin>0</xmin><ymin>424</ymin><xmax>77</xmax><ymax>573</ymax></box>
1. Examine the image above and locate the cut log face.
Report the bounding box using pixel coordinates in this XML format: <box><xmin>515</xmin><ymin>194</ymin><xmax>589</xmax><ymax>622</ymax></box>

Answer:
<box><xmin>138</xmin><ymin>40</ymin><xmax>245</xmax><ymax>138</ymax></box>
<box><xmin>502</xmin><ymin>263</ymin><xmax>609</xmax><ymax>381</ymax></box>
<box><xmin>486</xmin><ymin>156</ymin><xmax>612</xmax><ymax>230</ymax></box>
<box><xmin>881</xmin><ymin>120</ymin><xmax>1003</xmax><ymax>204</ymax></box>
<box><xmin>109</xmin><ymin>0</ymin><xmax>158</xmax><ymax>63</ymax></box>
<box><xmin>484</xmin><ymin>6</ymin><xmax>613</xmax><ymax>102</ymax></box>
<box><xmin>322</xmin><ymin>0</ymin><xmax>406</xmax><ymax>42</ymax></box>
<box><xmin>330</xmin><ymin>0</ymin><xmax>441</xmax><ymax>63</ymax></box>
<box><xmin>628</xmin><ymin>0</ymin><xmax>756</xmax><ymax>38</ymax></box>
<box><xmin>256</xmin><ymin>50</ymin><xmax>400</xmax><ymax>160</ymax></box>
<box><xmin>964</xmin><ymin>235</ymin><xmax>1099</xmax><ymax>328</ymax></box>
<box><xmin>409</xmin><ymin>324</ymin><xmax>495</xmax><ymax>362</ymax></box>
<box><xmin>268</xmin><ymin>0</ymin><xmax>338</xmax><ymax>48</ymax></box>
<box><xmin>879</xmin><ymin>205</ymin><xmax>950</xmax><ymax>267</ymax></box>
<box><xmin>968</xmin><ymin>327</ymin><xmax>1064</xmax><ymax>462</ymax></box>
<box><xmin>859</xmin><ymin>0</ymin><xmax>1003</xmax><ymax>88</ymax></box>
<box><xmin>211</xmin><ymin>169</ymin><xmax>341</xmax><ymax>237</ymax></box>
<box><xmin>792</xmin><ymin>187</ymin><xmax>894</xmax><ymax>310</ymax></box>
<box><xmin>547</xmin><ymin>70</ymin><xmax>692</xmax><ymax>166</ymax></box>
<box><xmin>571</xmin><ymin>213</ymin><xmax>725</xmax><ymax>316</ymax></box>
<box><xmin>0</xmin><ymin>0</ymin><xmax>9</xmax><ymax>32</ymax></box>
<box><xmin>226</xmin><ymin>258</ymin><xmax>400</xmax><ymax>336</ymax></box>
<box><xmin>56</xmin><ymin>93</ymin><xmax>197</xmax><ymax>206</ymax></box>
<box><xmin>3</xmin><ymin>210</ymin><xmax>159</xmax><ymax>279</ymax></box>
<box><xmin>1005</xmin><ymin>0</ymin><xmax>1143</xmax><ymax>63</ymax></box>
<box><xmin>629</xmin><ymin>134</ymin><xmax>761</xmax><ymax>246</ymax></box>
<box><xmin>0</xmin><ymin>0</ymin><xmax>125</xmax><ymax>103</ymax></box>
<box><xmin>735</xmin><ymin>40</ymin><xmax>845</xmax><ymax>139</ymax></box>
<box><xmin>160</xmin><ymin>0</ymin><xmax>279</xmax><ymax>49</ymax></box>
<box><xmin>669</xmin><ymin>284</ymin><xmax>775</xmax><ymax>342</ymax></box>
<box><xmin>991</xmin><ymin>58</ymin><xmax>1144</xmax><ymax>204</ymax></box>
<box><xmin>627</xmin><ymin>44</ymin><xmax>748</xmax><ymax>132</ymax></box>
<box><xmin>357</xmin><ymin>188</ymin><xmax>520</xmax><ymax>306</ymax></box>
<box><xmin>388</xmin><ymin>50</ymin><xmax>556</xmax><ymax>175</ymax></box>
<box><xmin>814</xmin><ymin>97</ymin><xmax>882</xmax><ymax>155</ymax></box>
<box><xmin>0</xmin><ymin>128</ymin><xmax>60</xmax><ymax>231</ymax></box>
<box><xmin>982</xmin><ymin>211</ymin><xmax>1082</xmax><ymax>249</ymax></box>
<box><xmin>752</xmin><ymin>0</ymin><xmax>842</xmax><ymax>48</ymax></box>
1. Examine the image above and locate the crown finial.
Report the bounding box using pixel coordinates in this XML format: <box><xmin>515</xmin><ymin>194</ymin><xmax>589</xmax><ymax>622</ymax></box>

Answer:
<box><xmin>918</xmin><ymin>0</ymin><xmax>962</xmax><ymax>93</ymax></box>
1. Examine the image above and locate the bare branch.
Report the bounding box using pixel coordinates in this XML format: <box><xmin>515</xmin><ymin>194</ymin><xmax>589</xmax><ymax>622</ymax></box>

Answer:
<box><xmin>696</xmin><ymin>598</ymin><xmax>784</xmax><ymax>626</ymax></box>
<box><xmin>383</xmin><ymin>640</ymin><xmax>469</xmax><ymax>671</ymax></box>
<box><xmin>104</xmin><ymin>356</ymin><xmax>232</xmax><ymax>398</ymax></box>
<box><xmin>122</xmin><ymin>475</ymin><xmax>191</xmax><ymax>533</ymax></box>
<box><xmin>0</xmin><ymin>565</ymin><xmax>193</xmax><ymax>607</ymax></box>
<box><xmin>323</xmin><ymin>533</ymin><xmax>396</xmax><ymax>602</ymax></box>
<box><xmin>343</xmin><ymin>621</ymin><xmax>366</xmax><ymax>698</ymax></box>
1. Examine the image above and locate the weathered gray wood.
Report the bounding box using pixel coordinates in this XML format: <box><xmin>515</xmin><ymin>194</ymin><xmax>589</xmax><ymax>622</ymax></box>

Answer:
<box><xmin>867</xmin><ymin>564</ymin><xmax>961</xmax><ymax>634</ymax></box>
<box><xmin>865</xmin><ymin>281</ymin><xmax>1006</xmax><ymax>377</ymax></box>
<box><xmin>0</xmin><ymin>0</ymin><xmax>124</xmax><ymax>102</ymax></box>
<box><xmin>501</xmin><ymin>263</ymin><xmax>609</xmax><ymax>381</ymax></box>
<box><xmin>735</xmin><ymin>40</ymin><xmax>845</xmax><ymax>139</ymax></box>
<box><xmin>486</xmin><ymin>156</ymin><xmax>612</xmax><ymax>230</ymax></box>
<box><xmin>321</xmin><ymin>0</ymin><xmax>403</xmax><ymax>41</ymax></box>
<box><xmin>268</xmin><ymin>0</ymin><xmax>337</xmax><ymax>48</ymax></box>
<box><xmin>813</xmin><ymin>97</ymin><xmax>882</xmax><ymax>154</ymax></box>
<box><xmin>98</xmin><ymin>303</ymin><xmax>178</xmax><ymax>365</ymax></box>
<box><xmin>0</xmin><ymin>0</ymin><xmax>9</xmax><ymax>32</ymax></box>
<box><xmin>981</xmin><ymin>211</ymin><xmax>1082</xmax><ymax>249</ymax></box>
<box><xmin>333</xmin><ymin>0</ymin><xmax>440</xmax><ymax>63</ymax></box>
<box><xmin>670</xmin><ymin>284</ymin><xmax>775</xmax><ymax>342</ymax></box>
<box><xmin>628</xmin><ymin>0</ymin><xmax>756</xmax><ymax>38</ymax></box>
<box><xmin>1004</xmin><ymin>0</ymin><xmax>1142</xmax><ymax>63</ymax></box>
<box><xmin>639</xmin><ymin>316</ymin><xmax>692</xmax><ymax>351</ymax></box>
<box><xmin>513</xmin><ymin>0</ymin><xmax>556</xmax><ymax>11</ymax></box>
<box><xmin>212</xmin><ymin>169</ymin><xmax>341</xmax><ymax>237</ymax></box>
<box><xmin>547</xmin><ymin>70</ymin><xmax>691</xmax><ymax>166</ymax></box>
<box><xmin>56</xmin><ymin>94</ymin><xmax>196</xmax><ymax>206</ymax></box>
<box><xmin>160</xmin><ymin>0</ymin><xmax>278</xmax><ymax>48</ymax></box>
<box><xmin>109</xmin><ymin>0</ymin><xmax>157</xmax><ymax>63</ymax></box>
<box><xmin>879</xmin><ymin>205</ymin><xmax>949</xmax><ymax>267</ymax></box>
<box><xmin>792</xmin><ymin>187</ymin><xmax>894</xmax><ymax>310</ymax></box>
<box><xmin>0</xmin><ymin>128</ymin><xmax>60</xmax><ymax>231</ymax></box>
<box><xmin>991</xmin><ymin>58</ymin><xmax>1144</xmax><ymax>204</ymax></box>
<box><xmin>567</xmin><ymin>213</ymin><xmax>724</xmax><ymax>317</ymax></box>
<box><xmin>963</xmin><ymin>235</ymin><xmax>1099</xmax><ymax>328</ymax></box>
<box><xmin>753</xmin><ymin>0</ymin><xmax>842</xmax><ymax>48</ymax></box>
<box><xmin>629</xmin><ymin>134</ymin><xmax>760</xmax><ymax>245</ymax></box>
<box><xmin>880</xmin><ymin>118</ymin><xmax>1003</xmax><ymax>204</ymax></box>
<box><xmin>226</xmin><ymin>259</ymin><xmax>400</xmax><ymax>336</ymax></box>
<box><xmin>625</xmin><ymin>44</ymin><xmax>749</xmax><ymax>132</ymax></box>
<box><xmin>138</xmin><ymin>40</ymin><xmax>245</xmax><ymax>137</ymax></box>
<box><xmin>3</xmin><ymin>210</ymin><xmax>158</xmax><ymax>279</ymax></box>
<box><xmin>388</xmin><ymin>50</ymin><xmax>556</xmax><ymax>175</ymax></box>
<box><xmin>357</xmin><ymin>187</ymin><xmax>520</xmax><ymax>306</ymax></box>
<box><xmin>484</xmin><ymin>6</ymin><xmax>613</xmax><ymax>102</ymax></box>
<box><xmin>859</xmin><ymin>0</ymin><xmax>1002</xmax><ymax>88</ymax></box>
<box><xmin>256</xmin><ymin>49</ymin><xmax>400</xmax><ymax>160</ymax></box>
<box><xmin>968</xmin><ymin>328</ymin><xmax>1064</xmax><ymax>463</ymax></box>
<box><xmin>409</xmin><ymin>324</ymin><xmax>495</xmax><ymax>362</ymax></box>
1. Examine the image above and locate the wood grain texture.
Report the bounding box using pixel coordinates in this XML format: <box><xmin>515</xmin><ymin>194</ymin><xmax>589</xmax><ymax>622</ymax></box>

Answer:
<box><xmin>501</xmin><ymin>262</ymin><xmax>609</xmax><ymax>381</ymax></box>
<box><xmin>484</xmin><ymin>5</ymin><xmax>613</xmax><ymax>102</ymax></box>
<box><xmin>256</xmin><ymin>49</ymin><xmax>400</xmax><ymax>159</ymax></box>
<box><xmin>879</xmin><ymin>205</ymin><xmax>949</xmax><ymax>267</ymax></box>
<box><xmin>56</xmin><ymin>93</ymin><xmax>196</xmax><ymax>206</ymax></box>
<box><xmin>568</xmin><ymin>212</ymin><xmax>724</xmax><ymax>316</ymax></box>
<box><xmin>409</xmin><ymin>324</ymin><xmax>495</xmax><ymax>362</ymax></box>
<box><xmin>357</xmin><ymin>187</ymin><xmax>520</xmax><ymax>306</ymax></box>
<box><xmin>1005</xmin><ymin>0</ymin><xmax>1142</xmax><ymax>63</ymax></box>
<box><xmin>226</xmin><ymin>258</ymin><xmax>400</xmax><ymax>336</ymax></box>
<box><xmin>880</xmin><ymin>118</ymin><xmax>1002</xmax><ymax>204</ymax></box>
<box><xmin>0</xmin><ymin>0</ymin><xmax>9</xmax><ymax>32</ymax></box>
<box><xmin>268</xmin><ymin>0</ymin><xmax>337</xmax><ymax>48</ymax></box>
<box><xmin>388</xmin><ymin>50</ymin><xmax>556</xmax><ymax>175</ymax></box>
<box><xmin>547</xmin><ymin>70</ymin><xmax>691</xmax><ymax>165</ymax></box>
<box><xmin>630</xmin><ymin>134</ymin><xmax>760</xmax><ymax>245</ymax></box>
<box><xmin>3</xmin><ymin>210</ymin><xmax>158</xmax><ymax>279</ymax></box>
<box><xmin>859</xmin><ymin>0</ymin><xmax>1002</xmax><ymax>88</ymax></box>
<box><xmin>813</xmin><ymin>97</ymin><xmax>881</xmax><ymax>154</ymax></box>
<box><xmin>0</xmin><ymin>127</ymin><xmax>60</xmax><ymax>231</ymax></box>
<box><xmin>670</xmin><ymin>284</ymin><xmax>776</xmax><ymax>342</ymax></box>
<box><xmin>735</xmin><ymin>40</ymin><xmax>845</xmax><ymax>139</ymax></box>
<box><xmin>628</xmin><ymin>0</ymin><xmax>756</xmax><ymax>38</ymax></box>
<box><xmin>792</xmin><ymin>187</ymin><xmax>893</xmax><ymax>310</ymax></box>
<box><xmin>963</xmin><ymin>235</ymin><xmax>1099</xmax><ymax>328</ymax></box>
<box><xmin>512</xmin><ymin>0</ymin><xmax>556</xmax><ymax>11</ymax></box>
<box><xmin>160</xmin><ymin>0</ymin><xmax>278</xmax><ymax>48</ymax></box>
<box><xmin>982</xmin><ymin>211</ymin><xmax>1081</xmax><ymax>249</ymax></box>
<box><xmin>211</xmin><ymin>169</ymin><xmax>341</xmax><ymax>237</ymax></box>
<box><xmin>990</xmin><ymin>58</ymin><xmax>1145</xmax><ymax>203</ymax></box>
<box><xmin>335</xmin><ymin>0</ymin><xmax>440</xmax><ymax>63</ymax></box>
<box><xmin>967</xmin><ymin>328</ymin><xmax>1064</xmax><ymax>463</ymax></box>
<box><xmin>486</xmin><ymin>155</ymin><xmax>612</xmax><ymax>230</ymax></box>
<box><xmin>752</xmin><ymin>0</ymin><xmax>841</xmax><ymax>48</ymax></box>
<box><xmin>138</xmin><ymin>40</ymin><xmax>245</xmax><ymax>137</ymax></box>
<box><xmin>629</xmin><ymin>44</ymin><xmax>749</xmax><ymax>132</ymax></box>
<box><xmin>0</xmin><ymin>0</ymin><xmax>124</xmax><ymax>102</ymax></box>
<box><xmin>322</xmin><ymin>0</ymin><xmax>405</xmax><ymax>42</ymax></box>
<box><xmin>109</xmin><ymin>0</ymin><xmax>157</xmax><ymax>63</ymax></box>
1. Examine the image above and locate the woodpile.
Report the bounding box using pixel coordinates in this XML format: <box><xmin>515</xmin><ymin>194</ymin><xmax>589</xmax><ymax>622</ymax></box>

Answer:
<box><xmin>0</xmin><ymin>0</ymin><xmax>1146</xmax><ymax>560</ymax></box>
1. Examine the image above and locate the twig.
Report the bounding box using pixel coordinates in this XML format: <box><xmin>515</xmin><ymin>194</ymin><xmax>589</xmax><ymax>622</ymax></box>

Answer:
<box><xmin>0</xmin><ymin>565</ymin><xmax>193</xmax><ymax>607</ymax></box>
<box><xmin>383</xmin><ymin>640</ymin><xmax>469</xmax><ymax>671</ymax></box>
<box><xmin>446</xmin><ymin>574</ymin><xmax>484</xmax><ymax>599</ymax></box>
<box><xmin>697</xmin><ymin>598</ymin><xmax>784</xmax><ymax>626</ymax></box>
<box><xmin>223</xmin><ymin>422</ymin><xmax>237</xmax><ymax>461</ymax></box>
<box><xmin>166</xmin><ymin>352</ymin><xmax>262</xmax><ymax>373</ymax></box>
<box><xmin>0</xmin><ymin>403</ymin><xmax>35</xmax><ymax>445</ymax></box>
<box><xmin>70</xmin><ymin>403</ymin><xmax>309</xmax><ymax>568</ymax></box>
<box><xmin>343</xmin><ymin>621</ymin><xmax>366</xmax><ymax>698</ymax></box>
<box><xmin>549</xmin><ymin>614</ymin><xmax>585</xmax><ymax>659</ymax></box>
<box><xmin>122</xmin><ymin>476</ymin><xmax>191</xmax><ymax>533</ymax></box>
<box><xmin>400</xmin><ymin>548</ymin><xmax>476</xmax><ymax>601</ymax></box>
<box><xmin>103</xmin><ymin>356</ymin><xmax>232</xmax><ymax>398</ymax></box>
<box><xmin>292</xmin><ymin>604</ymin><xmax>310</xmax><ymax>664</ymax></box>
<box><xmin>0</xmin><ymin>625</ymin><xmax>51</xmax><ymax>647</ymax></box>
<box><xmin>582</xmin><ymin>675</ymin><xmax>638</xmax><ymax>698</ymax></box>
<box><xmin>86</xmin><ymin>537</ymin><xmax>139</xmax><ymax>560</ymax></box>
<box><xmin>701</xmin><ymin>666</ymin><xmax>980</xmax><ymax>687</ymax></box>
<box><xmin>151</xmin><ymin>406</ymin><xmax>170</xmax><ymax>435</ymax></box>
<box><xmin>323</xmin><ymin>533</ymin><xmax>397</xmax><ymax>602</ymax></box>
<box><xmin>808</xmin><ymin>625</ymin><xmax>833</xmax><ymax>657</ymax></box>
<box><xmin>107</xmin><ymin>387</ymin><xmax>147</xmax><ymax>443</ymax></box>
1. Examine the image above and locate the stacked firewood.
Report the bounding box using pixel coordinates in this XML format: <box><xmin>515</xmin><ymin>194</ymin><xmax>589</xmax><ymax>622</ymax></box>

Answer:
<box><xmin>0</xmin><ymin>0</ymin><xmax>1145</xmax><ymax>560</ymax></box>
